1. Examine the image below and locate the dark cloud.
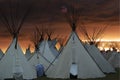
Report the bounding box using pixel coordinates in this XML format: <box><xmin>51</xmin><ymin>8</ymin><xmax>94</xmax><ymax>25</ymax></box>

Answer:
<box><xmin>0</xmin><ymin>0</ymin><xmax>119</xmax><ymax>40</ymax></box>
<box><xmin>0</xmin><ymin>0</ymin><xmax>118</xmax><ymax>22</ymax></box>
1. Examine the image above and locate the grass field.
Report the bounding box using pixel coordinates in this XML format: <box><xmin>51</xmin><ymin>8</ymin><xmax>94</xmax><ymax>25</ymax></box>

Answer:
<box><xmin>36</xmin><ymin>68</ymin><xmax>120</xmax><ymax>80</ymax></box>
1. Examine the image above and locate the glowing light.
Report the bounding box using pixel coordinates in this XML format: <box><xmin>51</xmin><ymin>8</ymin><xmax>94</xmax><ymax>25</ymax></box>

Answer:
<box><xmin>55</xmin><ymin>42</ymin><xmax>61</xmax><ymax>51</ymax></box>
<box><xmin>104</xmin><ymin>47</ymin><xmax>109</xmax><ymax>51</ymax></box>
<box><xmin>98</xmin><ymin>47</ymin><xmax>104</xmax><ymax>51</ymax></box>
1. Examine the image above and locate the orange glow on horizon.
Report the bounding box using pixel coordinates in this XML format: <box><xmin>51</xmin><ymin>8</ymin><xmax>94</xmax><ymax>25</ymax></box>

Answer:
<box><xmin>0</xmin><ymin>23</ymin><xmax>119</xmax><ymax>53</ymax></box>
<box><xmin>0</xmin><ymin>37</ymin><xmax>120</xmax><ymax>53</ymax></box>
<box><xmin>1</xmin><ymin>40</ymin><xmax>120</xmax><ymax>54</ymax></box>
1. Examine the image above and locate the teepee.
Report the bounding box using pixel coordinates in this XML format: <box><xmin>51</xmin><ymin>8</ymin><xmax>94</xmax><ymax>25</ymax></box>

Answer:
<box><xmin>46</xmin><ymin>30</ymin><xmax>59</xmax><ymax>57</ymax></box>
<box><xmin>29</xmin><ymin>42</ymin><xmax>54</xmax><ymax>71</ymax></box>
<box><xmin>39</xmin><ymin>40</ymin><xmax>56</xmax><ymax>63</ymax></box>
<box><xmin>0</xmin><ymin>0</ymin><xmax>36</xmax><ymax>79</ymax></box>
<box><xmin>58</xmin><ymin>36</ymin><xmax>67</xmax><ymax>53</ymax></box>
<box><xmin>29</xmin><ymin>26</ymin><xmax>55</xmax><ymax>72</ymax></box>
<box><xmin>102</xmin><ymin>50</ymin><xmax>113</xmax><ymax>60</ymax></box>
<box><xmin>48</xmin><ymin>39</ymin><xmax>59</xmax><ymax>57</ymax></box>
<box><xmin>25</xmin><ymin>45</ymin><xmax>33</xmax><ymax>60</ymax></box>
<box><xmin>108</xmin><ymin>51</ymin><xmax>120</xmax><ymax>68</ymax></box>
<box><xmin>46</xmin><ymin>5</ymin><xmax>105</xmax><ymax>79</ymax></box>
<box><xmin>85</xmin><ymin>44</ymin><xmax>115</xmax><ymax>73</ymax></box>
<box><xmin>34</xmin><ymin>25</ymin><xmax>56</xmax><ymax>62</ymax></box>
<box><xmin>0</xmin><ymin>49</ymin><xmax>4</xmax><ymax>60</ymax></box>
<box><xmin>44</xmin><ymin>25</ymin><xmax>59</xmax><ymax>57</ymax></box>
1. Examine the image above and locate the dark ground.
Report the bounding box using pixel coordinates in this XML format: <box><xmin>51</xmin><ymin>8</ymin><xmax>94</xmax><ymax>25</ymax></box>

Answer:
<box><xmin>36</xmin><ymin>68</ymin><xmax>120</xmax><ymax>80</ymax></box>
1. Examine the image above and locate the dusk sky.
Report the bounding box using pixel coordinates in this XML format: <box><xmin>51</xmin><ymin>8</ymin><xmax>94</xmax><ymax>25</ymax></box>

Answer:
<box><xmin>0</xmin><ymin>0</ymin><xmax>119</xmax><ymax>52</ymax></box>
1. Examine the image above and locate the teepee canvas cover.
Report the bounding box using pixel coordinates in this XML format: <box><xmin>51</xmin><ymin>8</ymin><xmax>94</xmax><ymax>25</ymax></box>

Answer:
<box><xmin>0</xmin><ymin>49</ymin><xmax>4</xmax><ymax>60</ymax></box>
<box><xmin>85</xmin><ymin>44</ymin><xmax>115</xmax><ymax>73</ymax></box>
<box><xmin>0</xmin><ymin>39</ymin><xmax>36</xmax><ymax>79</ymax></box>
<box><xmin>46</xmin><ymin>32</ymin><xmax>105</xmax><ymax>79</ymax></box>
<box><xmin>48</xmin><ymin>39</ymin><xmax>59</xmax><ymax>57</ymax></box>
<box><xmin>29</xmin><ymin>40</ymin><xmax>56</xmax><ymax>72</ymax></box>
<box><xmin>108</xmin><ymin>51</ymin><xmax>120</xmax><ymax>68</ymax></box>
<box><xmin>39</xmin><ymin>40</ymin><xmax>55</xmax><ymax>63</ymax></box>
<box><xmin>29</xmin><ymin>51</ymin><xmax>52</xmax><ymax>71</ymax></box>
<box><xmin>25</xmin><ymin>46</ymin><xmax>33</xmax><ymax>60</ymax></box>
<box><xmin>0</xmin><ymin>0</ymin><xmax>36</xmax><ymax>79</ymax></box>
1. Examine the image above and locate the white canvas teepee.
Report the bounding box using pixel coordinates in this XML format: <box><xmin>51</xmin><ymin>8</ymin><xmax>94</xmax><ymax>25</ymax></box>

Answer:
<box><xmin>48</xmin><ymin>39</ymin><xmax>59</xmax><ymax>57</ymax></box>
<box><xmin>25</xmin><ymin>46</ymin><xmax>33</xmax><ymax>60</ymax></box>
<box><xmin>39</xmin><ymin>40</ymin><xmax>55</xmax><ymax>63</ymax></box>
<box><xmin>0</xmin><ymin>0</ymin><xmax>37</xmax><ymax>79</ymax></box>
<box><xmin>48</xmin><ymin>39</ymin><xmax>57</xmax><ymax>47</ymax></box>
<box><xmin>58</xmin><ymin>41</ymin><xmax>64</xmax><ymax>54</ymax></box>
<box><xmin>102</xmin><ymin>51</ymin><xmax>113</xmax><ymax>60</ymax></box>
<box><xmin>29</xmin><ymin>40</ymin><xmax>56</xmax><ymax>71</ymax></box>
<box><xmin>0</xmin><ymin>49</ymin><xmax>4</xmax><ymax>60</ymax></box>
<box><xmin>29</xmin><ymin>51</ymin><xmax>52</xmax><ymax>71</ymax></box>
<box><xmin>85</xmin><ymin>44</ymin><xmax>115</xmax><ymax>73</ymax></box>
<box><xmin>46</xmin><ymin>32</ymin><xmax>105</xmax><ymax>79</ymax></box>
<box><xmin>49</xmin><ymin>46</ymin><xmax>59</xmax><ymax>57</ymax></box>
<box><xmin>0</xmin><ymin>38</ymin><xmax>36</xmax><ymax>79</ymax></box>
<box><xmin>108</xmin><ymin>51</ymin><xmax>120</xmax><ymax>68</ymax></box>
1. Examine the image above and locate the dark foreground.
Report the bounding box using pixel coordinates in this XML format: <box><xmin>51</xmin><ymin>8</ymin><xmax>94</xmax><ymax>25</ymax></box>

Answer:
<box><xmin>36</xmin><ymin>68</ymin><xmax>120</xmax><ymax>80</ymax></box>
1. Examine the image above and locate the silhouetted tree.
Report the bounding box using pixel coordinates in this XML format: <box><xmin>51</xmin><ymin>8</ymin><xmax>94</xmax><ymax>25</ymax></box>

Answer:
<box><xmin>79</xmin><ymin>23</ymin><xmax>108</xmax><ymax>46</ymax></box>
